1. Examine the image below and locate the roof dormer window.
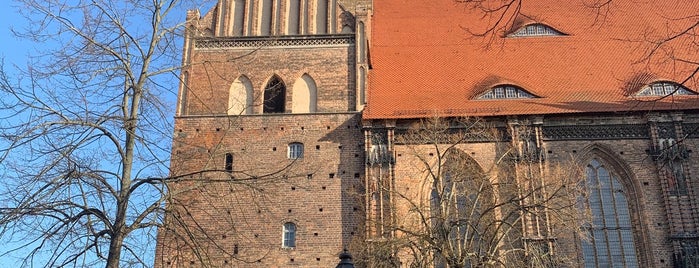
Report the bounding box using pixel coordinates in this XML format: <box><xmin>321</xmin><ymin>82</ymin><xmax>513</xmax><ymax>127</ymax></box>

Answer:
<box><xmin>476</xmin><ymin>85</ymin><xmax>537</xmax><ymax>100</ymax></box>
<box><xmin>635</xmin><ymin>81</ymin><xmax>696</xmax><ymax>97</ymax></box>
<box><xmin>508</xmin><ymin>23</ymin><xmax>565</xmax><ymax>37</ymax></box>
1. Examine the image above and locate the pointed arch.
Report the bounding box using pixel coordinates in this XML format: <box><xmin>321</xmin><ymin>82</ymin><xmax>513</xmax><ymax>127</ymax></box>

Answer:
<box><xmin>578</xmin><ymin>144</ymin><xmax>643</xmax><ymax>267</ymax></box>
<box><xmin>263</xmin><ymin>75</ymin><xmax>286</xmax><ymax>113</ymax></box>
<box><xmin>292</xmin><ymin>74</ymin><xmax>317</xmax><ymax>113</ymax></box>
<box><xmin>228</xmin><ymin>75</ymin><xmax>254</xmax><ymax>115</ymax></box>
<box><xmin>432</xmin><ymin>149</ymin><xmax>490</xmax><ymax>266</ymax></box>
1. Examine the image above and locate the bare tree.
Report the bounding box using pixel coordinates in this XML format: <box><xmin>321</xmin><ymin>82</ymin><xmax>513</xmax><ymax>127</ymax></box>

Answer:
<box><xmin>0</xmin><ymin>0</ymin><xmax>237</xmax><ymax>267</ymax></box>
<box><xmin>358</xmin><ymin>117</ymin><xmax>588</xmax><ymax>268</ymax></box>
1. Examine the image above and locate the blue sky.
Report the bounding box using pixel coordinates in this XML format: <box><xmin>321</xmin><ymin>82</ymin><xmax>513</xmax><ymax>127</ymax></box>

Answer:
<box><xmin>0</xmin><ymin>2</ymin><xmax>31</xmax><ymax>71</ymax></box>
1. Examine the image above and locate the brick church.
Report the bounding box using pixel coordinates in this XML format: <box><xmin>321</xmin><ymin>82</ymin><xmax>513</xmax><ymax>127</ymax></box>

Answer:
<box><xmin>155</xmin><ymin>0</ymin><xmax>699</xmax><ymax>267</ymax></box>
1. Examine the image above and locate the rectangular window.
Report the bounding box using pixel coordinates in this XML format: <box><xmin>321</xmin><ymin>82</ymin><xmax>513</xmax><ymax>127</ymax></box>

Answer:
<box><xmin>288</xmin><ymin>143</ymin><xmax>304</xmax><ymax>159</ymax></box>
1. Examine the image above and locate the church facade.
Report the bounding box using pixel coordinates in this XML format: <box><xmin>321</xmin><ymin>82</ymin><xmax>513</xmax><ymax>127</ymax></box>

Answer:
<box><xmin>155</xmin><ymin>0</ymin><xmax>699</xmax><ymax>267</ymax></box>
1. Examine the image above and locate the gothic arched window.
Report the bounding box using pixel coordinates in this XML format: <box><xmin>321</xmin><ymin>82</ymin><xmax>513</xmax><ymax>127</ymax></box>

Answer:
<box><xmin>263</xmin><ymin>76</ymin><xmax>286</xmax><ymax>113</ymax></box>
<box><xmin>581</xmin><ymin>159</ymin><xmax>639</xmax><ymax>268</ymax></box>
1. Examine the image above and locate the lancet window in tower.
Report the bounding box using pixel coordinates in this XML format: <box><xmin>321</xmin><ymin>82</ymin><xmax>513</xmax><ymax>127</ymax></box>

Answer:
<box><xmin>259</xmin><ymin>0</ymin><xmax>273</xmax><ymax>35</ymax></box>
<box><xmin>263</xmin><ymin>76</ymin><xmax>286</xmax><ymax>113</ymax></box>
<box><xmin>581</xmin><ymin>159</ymin><xmax>639</xmax><ymax>268</ymax></box>
<box><xmin>232</xmin><ymin>0</ymin><xmax>245</xmax><ymax>36</ymax></box>
<box><xmin>315</xmin><ymin>0</ymin><xmax>328</xmax><ymax>33</ymax></box>
<box><xmin>287</xmin><ymin>0</ymin><xmax>301</xmax><ymax>34</ymax></box>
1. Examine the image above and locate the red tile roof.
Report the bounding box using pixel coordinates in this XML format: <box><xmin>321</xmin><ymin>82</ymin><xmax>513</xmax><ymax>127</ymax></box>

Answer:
<box><xmin>364</xmin><ymin>0</ymin><xmax>699</xmax><ymax>119</ymax></box>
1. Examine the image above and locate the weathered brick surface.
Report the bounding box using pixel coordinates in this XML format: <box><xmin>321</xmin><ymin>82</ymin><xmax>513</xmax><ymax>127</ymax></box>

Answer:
<box><xmin>157</xmin><ymin>113</ymin><xmax>365</xmax><ymax>267</ymax></box>
<box><xmin>381</xmin><ymin>113</ymin><xmax>699</xmax><ymax>267</ymax></box>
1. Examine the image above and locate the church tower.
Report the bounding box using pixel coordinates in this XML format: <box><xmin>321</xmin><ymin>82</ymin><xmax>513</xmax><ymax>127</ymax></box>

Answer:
<box><xmin>156</xmin><ymin>1</ymin><xmax>371</xmax><ymax>267</ymax></box>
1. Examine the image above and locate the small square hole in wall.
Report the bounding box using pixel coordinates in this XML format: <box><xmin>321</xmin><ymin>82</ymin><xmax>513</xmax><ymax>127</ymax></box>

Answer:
<box><xmin>329</xmin><ymin>173</ymin><xmax>335</xmax><ymax>178</ymax></box>
<box><xmin>307</xmin><ymin>174</ymin><xmax>313</xmax><ymax>179</ymax></box>
<box><xmin>350</xmin><ymin>232</ymin><xmax>355</xmax><ymax>235</ymax></box>
<box><xmin>355</xmin><ymin>154</ymin><xmax>359</xmax><ymax>157</ymax></box>
<box><xmin>572</xmin><ymin>150</ymin><xmax>577</xmax><ymax>153</ymax></box>
<box><xmin>397</xmin><ymin>153</ymin><xmax>402</xmax><ymax>157</ymax></box>
<box><xmin>257</xmin><ymin>210</ymin><xmax>261</xmax><ymax>213</ymax></box>
<box><xmin>195</xmin><ymin>129</ymin><xmax>200</xmax><ymax>132</ymax></box>
<box><xmin>643</xmin><ymin>182</ymin><xmax>649</xmax><ymax>186</ymax></box>
<box><xmin>354</xmin><ymin>173</ymin><xmax>360</xmax><ymax>178</ymax></box>
<box><xmin>216</xmin><ymin>128</ymin><xmax>220</xmax><ymax>131</ymax></box>
<box><xmin>314</xmin><ymin>232</ymin><xmax>318</xmax><ymax>236</ymax></box>
<box><xmin>548</xmin><ymin>150</ymin><xmax>552</xmax><ymax>154</ymax></box>
<box><xmin>429</xmin><ymin>153</ymin><xmax>434</xmax><ymax>156</ymax></box>
<box><xmin>290</xmin><ymin>258</ymin><xmax>294</xmax><ymax>262</ymax></box>
<box><xmin>281</xmin><ymin>127</ymin><xmax>284</xmax><ymax>130</ymax></box>
<box><xmin>263</xmin><ymin>127</ymin><xmax>267</xmax><ymax>131</ymax></box>
<box><xmin>301</xmin><ymin>126</ymin><xmax>305</xmax><ymax>130</ymax></box>
<box><xmin>272</xmin><ymin>147</ymin><xmax>277</xmax><ymax>151</ymax></box>
<box><xmin>338</xmin><ymin>145</ymin><xmax>343</xmax><ymax>149</ymax></box>
<box><xmin>319</xmin><ymin>208</ymin><xmax>323</xmax><ymax>212</ymax></box>
<box><xmin>240</xmin><ymin>127</ymin><xmax>244</xmax><ymax>131</ymax></box>
<box><xmin>471</xmin><ymin>152</ymin><xmax>476</xmax><ymax>155</ymax></box>
<box><xmin>327</xmin><ymin>126</ymin><xmax>331</xmax><ymax>130</ymax></box>
<box><xmin>322</xmin><ymin>186</ymin><xmax>326</xmax><ymax>190</ymax></box>
<box><xmin>353</xmin><ymin>207</ymin><xmax>358</xmax><ymax>211</ymax></box>
<box><xmin>225</xmin><ymin>260</ymin><xmax>229</xmax><ymax>264</ymax></box>
<box><xmin>291</xmin><ymin>186</ymin><xmax>296</xmax><ymax>190</ymax></box>
<box><xmin>316</xmin><ymin>145</ymin><xmax>320</xmax><ymax>150</ymax></box>
<box><xmin>288</xmin><ymin>209</ymin><xmax>292</xmax><ymax>213</ymax></box>
<box><xmin>190</xmin><ymin>261</ymin><xmax>195</xmax><ymax>265</ymax></box>
<box><xmin>317</xmin><ymin>258</ymin><xmax>321</xmax><ymax>261</ymax></box>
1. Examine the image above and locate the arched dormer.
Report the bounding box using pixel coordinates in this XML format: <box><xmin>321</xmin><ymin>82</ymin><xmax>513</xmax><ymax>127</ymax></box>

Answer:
<box><xmin>475</xmin><ymin>84</ymin><xmax>537</xmax><ymax>100</ymax></box>
<box><xmin>507</xmin><ymin>23</ymin><xmax>566</xmax><ymax>37</ymax></box>
<box><xmin>263</xmin><ymin>75</ymin><xmax>286</xmax><ymax>113</ymax></box>
<box><xmin>634</xmin><ymin>81</ymin><xmax>697</xmax><ymax>97</ymax></box>
<box><xmin>292</xmin><ymin>74</ymin><xmax>318</xmax><ymax>113</ymax></box>
<box><xmin>228</xmin><ymin>75</ymin><xmax>254</xmax><ymax>115</ymax></box>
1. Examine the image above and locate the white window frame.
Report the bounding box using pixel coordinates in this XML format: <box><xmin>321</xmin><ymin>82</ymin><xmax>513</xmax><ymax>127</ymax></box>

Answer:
<box><xmin>288</xmin><ymin>142</ymin><xmax>304</xmax><ymax>159</ymax></box>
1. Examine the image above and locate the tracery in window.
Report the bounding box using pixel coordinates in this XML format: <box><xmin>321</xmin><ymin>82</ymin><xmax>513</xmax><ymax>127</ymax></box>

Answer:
<box><xmin>635</xmin><ymin>81</ymin><xmax>696</xmax><ymax>97</ymax></box>
<box><xmin>288</xmin><ymin>142</ymin><xmax>304</xmax><ymax>159</ymax></box>
<box><xmin>282</xmin><ymin>222</ymin><xmax>296</xmax><ymax>248</ymax></box>
<box><xmin>581</xmin><ymin>159</ymin><xmax>639</xmax><ymax>268</ymax></box>
<box><xmin>508</xmin><ymin>23</ymin><xmax>565</xmax><ymax>37</ymax></box>
<box><xmin>263</xmin><ymin>75</ymin><xmax>286</xmax><ymax>113</ymax></box>
<box><xmin>476</xmin><ymin>85</ymin><xmax>536</xmax><ymax>100</ymax></box>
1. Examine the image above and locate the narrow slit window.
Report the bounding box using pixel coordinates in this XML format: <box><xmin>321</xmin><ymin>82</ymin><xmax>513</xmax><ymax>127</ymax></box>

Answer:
<box><xmin>225</xmin><ymin>153</ymin><xmax>233</xmax><ymax>172</ymax></box>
